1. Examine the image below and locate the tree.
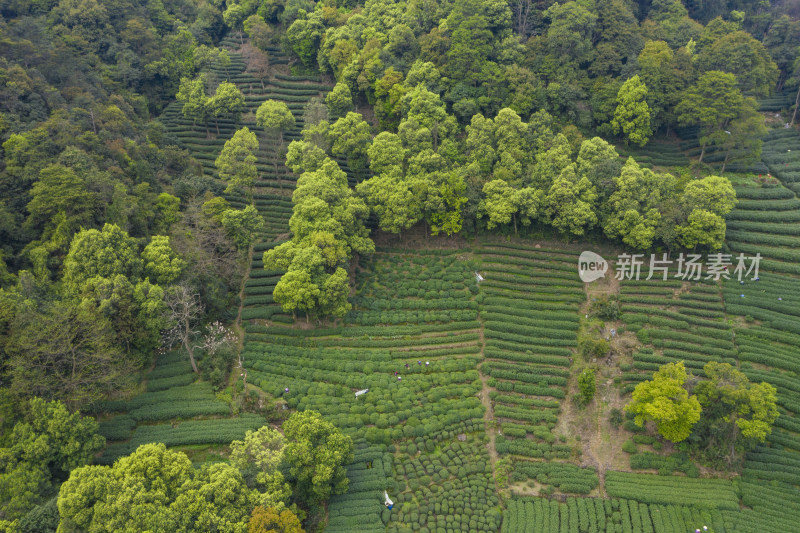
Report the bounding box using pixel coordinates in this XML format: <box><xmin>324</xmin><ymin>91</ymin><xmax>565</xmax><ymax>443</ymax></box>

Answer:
<box><xmin>715</xmin><ymin>98</ymin><xmax>766</xmax><ymax>173</ymax></box>
<box><xmin>78</xmin><ymin>275</ymin><xmax>167</xmax><ymax>366</ymax></box>
<box><xmin>206</xmin><ymin>81</ymin><xmax>245</xmax><ymax>135</ymax></box>
<box><xmin>691</xmin><ymin>362</ymin><xmax>778</xmax><ymax>466</ymax></box>
<box><xmin>229</xmin><ymin>426</ymin><xmax>290</xmax><ymax>507</ymax></box>
<box><xmin>544</xmin><ymin>166</ymin><xmax>598</xmax><ymax>236</ymax></box>
<box><xmin>480</xmin><ymin>179</ymin><xmax>519</xmax><ymax>231</ymax></box>
<box><xmin>696</xmin><ymin>31</ymin><xmax>778</xmax><ymax>97</ymax></box>
<box><xmin>176</xmin><ymin>76</ymin><xmax>210</xmax><ymax>131</ymax></box>
<box><xmin>603</xmin><ymin>158</ymin><xmax>672</xmax><ymax>249</ymax></box>
<box><xmin>142</xmin><ymin>235</ymin><xmax>186</xmax><ymax>285</ymax></box>
<box><xmin>328</xmin><ymin>112</ymin><xmax>372</xmax><ymax>180</ymax></box>
<box><xmin>25</xmin><ymin>163</ymin><xmax>94</xmax><ymax>234</ymax></box>
<box><xmin>244</xmin><ymin>16</ymin><xmax>273</xmax><ymax>51</ymax></box>
<box><xmin>271</xmin><ymin>268</ymin><xmax>320</xmax><ymax>322</ymax></box>
<box><xmin>625</xmin><ymin>361</ymin><xmax>701</xmax><ymax>443</ymax></box>
<box><xmin>282</xmin><ymin>411</ymin><xmax>353</xmax><ymax>505</ymax></box>
<box><xmin>169</xmin><ymin>197</ymin><xmax>243</xmax><ymax>317</ymax></box>
<box><xmin>681</xmin><ymin>176</ymin><xmax>737</xmax><ymax>216</ymax></box>
<box><xmin>256</xmin><ymin>100</ymin><xmax>295</xmax><ymax>178</ymax></box>
<box><xmin>223</xmin><ymin>2</ymin><xmax>246</xmax><ymax>46</ymax></box>
<box><xmin>242</xmin><ymin>43</ymin><xmax>271</xmax><ymax>89</ymax></box>
<box><xmin>62</xmin><ymin>224</ymin><xmax>142</xmax><ymax>294</ymax></box>
<box><xmin>57</xmin><ymin>443</ymin><xmax>257</xmax><ymax>533</ymax></box>
<box><xmin>5</xmin><ymin>298</ymin><xmax>131</xmax><ymax>409</ymax></box>
<box><xmin>325</xmin><ymin>82</ymin><xmax>354</xmax><ymax>120</ymax></box>
<box><xmin>612</xmin><ymin>75</ymin><xmax>652</xmax><ymax>147</ymax></box>
<box><xmin>163</xmin><ymin>282</ymin><xmax>204</xmax><ymax>374</ymax></box>
<box><xmin>676</xmin><ymin>208</ymin><xmax>726</xmax><ymax>250</ymax></box>
<box><xmin>356</xmin><ymin>173</ymin><xmax>420</xmax><ymax>235</ymax></box>
<box><xmin>578</xmin><ymin>368</ymin><xmax>596</xmax><ymax>405</ymax></box>
<box><xmin>576</xmin><ymin>137</ymin><xmax>621</xmax><ymax>200</ymax></box>
<box><xmin>676</xmin><ymin>71</ymin><xmax>743</xmax><ymax>162</ymax></box>
<box><xmin>248</xmin><ymin>506</ymin><xmax>304</xmax><ymax>533</ymax></box>
<box><xmin>221</xmin><ymin>206</ymin><xmax>266</xmax><ymax>250</ymax></box>
<box><xmin>0</xmin><ymin>398</ymin><xmax>104</xmax><ymax>521</ymax></box>
<box><xmin>216</xmin><ymin>127</ymin><xmax>259</xmax><ymax>202</ymax></box>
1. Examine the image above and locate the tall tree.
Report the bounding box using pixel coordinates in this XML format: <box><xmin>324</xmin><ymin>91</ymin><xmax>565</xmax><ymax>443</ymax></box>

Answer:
<box><xmin>0</xmin><ymin>398</ymin><xmax>104</xmax><ymax>521</ymax></box>
<box><xmin>216</xmin><ymin>127</ymin><xmax>259</xmax><ymax>202</ymax></box>
<box><xmin>5</xmin><ymin>300</ymin><xmax>132</xmax><ymax>408</ymax></box>
<box><xmin>676</xmin><ymin>70</ymin><xmax>743</xmax><ymax>162</ymax></box>
<box><xmin>626</xmin><ymin>361</ymin><xmax>702</xmax><ymax>443</ymax></box>
<box><xmin>176</xmin><ymin>76</ymin><xmax>210</xmax><ymax>132</ymax></box>
<box><xmin>206</xmin><ymin>81</ymin><xmax>245</xmax><ymax>135</ymax></box>
<box><xmin>62</xmin><ymin>224</ymin><xmax>142</xmax><ymax>295</ymax></box>
<box><xmin>282</xmin><ymin>410</ymin><xmax>353</xmax><ymax>506</ymax></box>
<box><xmin>692</xmin><ymin>362</ymin><xmax>778</xmax><ymax>466</ymax></box>
<box><xmin>58</xmin><ymin>443</ymin><xmax>259</xmax><ymax>533</ymax></box>
<box><xmin>612</xmin><ymin>75</ymin><xmax>652</xmax><ymax>147</ymax></box>
<box><xmin>256</xmin><ymin>100</ymin><xmax>296</xmax><ymax>179</ymax></box>
<box><xmin>696</xmin><ymin>30</ymin><xmax>779</xmax><ymax>97</ymax></box>
<box><xmin>162</xmin><ymin>282</ymin><xmax>204</xmax><ymax>374</ymax></box>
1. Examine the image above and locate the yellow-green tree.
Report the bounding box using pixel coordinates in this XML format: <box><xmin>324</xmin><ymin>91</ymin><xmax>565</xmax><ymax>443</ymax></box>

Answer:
<box><xmin>216</xmin><ymin>127</ymin><xmax>259</xmax><ymax>202</ymax></box>
<box><xmin>625</xmin><ymin>361</ymin><xmax>701</xmax><ymax>443</ymax></box>
<box><xmin>612</xmin><ymin>75</ymin><xmax>652</xmax><ymax>147</ymax></box>
<box><xmin>692</xmin><ymin>362</ymin><xmax>778</xmax><ymax>466</ymax></box>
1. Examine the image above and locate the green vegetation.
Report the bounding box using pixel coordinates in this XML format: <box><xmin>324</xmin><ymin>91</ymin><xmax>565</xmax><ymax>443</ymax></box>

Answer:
<box><xmin>3</xmin><ymin>0</ymin><xmax>800</xmax><ymax>532</ymax></box>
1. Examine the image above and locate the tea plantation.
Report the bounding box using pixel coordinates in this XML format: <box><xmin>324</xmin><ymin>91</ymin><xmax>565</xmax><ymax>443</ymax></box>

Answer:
<box><xmin>105</xmin><ymin>37</ymin><xmax>800</xmax><ymax>532</ymax></box>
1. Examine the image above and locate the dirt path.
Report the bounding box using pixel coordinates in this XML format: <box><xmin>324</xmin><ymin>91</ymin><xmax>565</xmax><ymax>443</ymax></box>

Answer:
<box><xmin>476</xmin><ymin>312</ymin><xmax>500</xmax><ymax>487</ymax></box>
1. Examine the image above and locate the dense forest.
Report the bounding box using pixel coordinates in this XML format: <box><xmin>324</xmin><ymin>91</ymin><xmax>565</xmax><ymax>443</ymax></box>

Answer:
<box><xmin>1</xmin><ymin>0</ymin><xmax>800</xmax><ymax>532</ymax></box>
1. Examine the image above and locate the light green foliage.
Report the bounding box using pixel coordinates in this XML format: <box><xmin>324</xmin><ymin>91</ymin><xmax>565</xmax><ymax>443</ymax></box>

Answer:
<box><xmin>693</xmin><ymin>362</ymin><xmax>778</xmax><ymax>464</ymax></box>
<box><xmin>62</xmin><ymin>224</ymin><xmax>142</xmax><ymax>294</ymax></box>
<box><xmin>681</xmin><ymin>176</ymin><xmax>737</xmax><ymax>216</ymax></box>
<box><xmin>221</xmin><ymin>206</ymin><xmax>265</xmax><ymax>250</ymax></box>
<box><xmin>216</xmin><ymin>127</ymin><xmax>259</xmax><ymax>200</ymax></box>
<box><xmin>282</xmin><ymin>411</ymin><xmax>353</xmax><ymax>506</ymax></box>
<box><xmin>206</xmin><ymin>81</ymin><xmax>245</xmax><ymax>134</ymax></box>
<box><xmin>0</xmin><ymin>398</ymin><xmax>104</xmax><ymax>521</ymax></box>
<box><xmin>612</xmin><ymin>75</ymin><xmax>652</xmax><ymax>147</ymax></box>
<box><xmin>530</xmin><ymin>133</ymin><xmax>573</xmax><ymax>190</ymax></box>
<box><xmin>58</xmin><ymin>443</ymin><xmax>258</xmax><ymax>533</ymax></box>
<box><xmin>271</xmin><ymin>267</ymin><xmax>321</xmax><ymax>319</ymax></box>
<box><xmin>356</xmin><ymin>172</ymin><xmax>420</xmax><ymax>234</ymax></box>
<box><xmin>603</xmin><ymin>158</ymin><xmax>672</xmax><ymax>249</ymax></box>
<box><xmin>142</xmin><ymin>235</ymin><xmax>185</xmax><ymax>285</ymax></box>
<box><xmin>256</xmin><ymin>100</ymin><xmax>295</xmax><ymax>141</ymax></box>
<box><xmin>286</xmin><ymin>140</ymin><xmax>328</xmax><ymax>175</ymax></box>
<box><xmin>286</xmin><ymin>8</ymin><xmax>325</xmax><ymax>67</ymax></box>
<box><xmin>328</xmin><ymin>112</ymin><xmax>372</xmax><ymax>176</ymax></box>
<box><xmin>325</xmin><ymin>82</ymin><xmax>354</xmax><ymax>120</ymax></box>
<box><xmin>176</xmin><ymin>76</ymin><xmax>209</xmax><ymax>124</ymax></box>
<box><xmin>676</xmin><ymin>71</ymin><xmax>743</xmax><ymax>162</ymax></box>
<box><xmin>154</xmin><ymin>193</ymin><xmax>181</xmax><ymax>234</ymax></box>
<box><xmin>626</xmin><ymin>362</ymin><xmax>702</xmax><ymax>443</ymax></box>
<box><xmin>544</xmin><ymin>166</ymin><xmax>598</xmax><ymax>236</ymax></box>
<box><xmin>578</xmin><ymin>368</ymin><xmax>596</xmax><ymax>405</ymax></box>
<box><xmin>25</xmin><ymin>164</ymin><xmax>94</xmax><ymax>233</ymax></box>
<box><xmin>79</xmin><ymin>274</ymin><xmax>166</xmax><ymax>363</ymax></box>
<box><xmin>480</xmin><ymin>179</ymin><xmax>518</xmax><ymax>230</ymax></box>
<box><xmin>367</xmin><ymin>131</ymin><xmax>406</xmax><ymax>175</ymax></box>
<box><xmin>429</xmin><ymin>171</ymin><xmax>468</xmax><ymax>236</ymax></box>
<box><xmin>575</xmin><ymin>137</ymin><xmax>622</xmax><ymax>197</ymax></box>
<box><xmin>676</xmin><ymin>208</ymin><xmax>727</xmax><ymax>250</ymax></box>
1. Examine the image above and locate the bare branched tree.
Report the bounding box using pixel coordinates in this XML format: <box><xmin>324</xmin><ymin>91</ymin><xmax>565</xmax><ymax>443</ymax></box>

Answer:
<box><xmin>163</xmin><ymin>282</ymin><xmax>204</xmax><ymax>374</ymax></box>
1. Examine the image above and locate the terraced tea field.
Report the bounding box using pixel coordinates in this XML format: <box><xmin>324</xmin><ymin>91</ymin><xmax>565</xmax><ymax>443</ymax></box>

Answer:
<box><xmin>109</xmin><ymin>37</ymin><xmax>800</xmax><ymax>532</ymax></box>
